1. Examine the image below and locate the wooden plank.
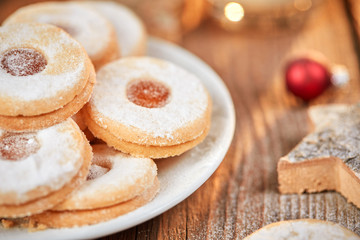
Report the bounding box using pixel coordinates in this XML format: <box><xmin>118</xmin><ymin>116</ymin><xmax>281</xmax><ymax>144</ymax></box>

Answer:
<box><xmin>0</xmin><ymin>0</ymin><xmax>359</xmax><ymax>239</ymax></box>
<box><xmin>108</xmin><ymin>0</ymin><xmax>360</xmax><ymax>239</ymax></box>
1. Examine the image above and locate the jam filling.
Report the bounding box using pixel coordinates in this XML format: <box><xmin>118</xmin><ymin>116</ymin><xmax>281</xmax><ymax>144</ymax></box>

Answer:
<box><xmin>0</xmin><ymin>132</ymin><xmax>40</xmax><ymax>161</ymax></box>
<box><xmin>1</xmin><ymin>48</ymin><xmax>47</xmax><ymax>76</ymax></box>
<box><xmin>126</xmin><ymin>80</ymin><xmax>170</xmax><ymax>108</ymax></box>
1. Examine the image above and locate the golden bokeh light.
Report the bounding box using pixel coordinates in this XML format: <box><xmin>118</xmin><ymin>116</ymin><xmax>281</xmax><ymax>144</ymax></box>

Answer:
<box><xmin>224</xmin><ymin>2</ymin><xmax>244</xmax><ymax>22</ymax></box>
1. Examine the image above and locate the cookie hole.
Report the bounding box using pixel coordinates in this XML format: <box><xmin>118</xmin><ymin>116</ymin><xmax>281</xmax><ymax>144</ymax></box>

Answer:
<box><xmin>126</xmin><ymin>79</ymin><xmax>170</xmax><ymax>108</ymax></box>
<box><xmin>87</xmin><ymin>155</ymin><xmax>112</xmax><ymax>181</ymax></box>
<box><xmin>86</xmin><ymin>164</ymin><xmax>110</xmax><ymax>180</ymax></box>
<box><xmin>0</xmin><ymin>132</ymin><xmax>40</xmax><ymax>161</ymax></box>
<box><xmin>0</xmin><ymin>48</ymin><xmax>47</xmax><ymax>76</ymax></box>
<box><xmin>52</xmin><ymin>23</ymin><xmax>77</xmax><ymax>36</ymax></box>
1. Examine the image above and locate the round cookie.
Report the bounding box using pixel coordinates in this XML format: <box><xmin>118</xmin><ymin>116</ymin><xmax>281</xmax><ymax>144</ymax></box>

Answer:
<box><xmin>72</xmin><ymin>111</ymin><xmax>95</xmax><ymax>142</ymax></box>
<box><xmin>3</xmin><ymin>1</ymin><xmax>120</xmax><ymax>69</ymax></box>
<box><xmin>29</xmin><ymin>144</ymin><xmax>159</xmax><ymax>228</ymax></box>
<box><xmin>0</xmin><ymin>118</ymin><xmax>92</xmax><ymax>218</ymax></box>
<box><xmin>0</xmin><ymin>23</ymin><xmax>95</xmax><ymax>131</ymax></box>
<box><xmin>29</xmin><ymin>178</ymin><xmax>159</xmax><ymax>228</ymax></box>
<box><xmin>245</xmin><ymin>219</ymin><xmax>360</xmax><ymax>240</ymax></box>
<box><xmin>71</xmin><ymin>111</ymin><xmax>87</xmax><ymax>132</ymax></box>
<box><xmin>84</xmin><ymin>57</ymin><xmax>212</xmax><ymax>158</ymax></box>
<box><xmin>83</xmin><ymin>1</ymin><xmax>147</xmax><ymax>57</ymax></box>
<box><xmin>53</xmin><ymin>144</ymin><xmax>158</xmax><ymax>210</ymax></box>
<box><xmin>83</xmin><ymin>110</ymin><xmax>210</xmax><ymax>158</ymax></box>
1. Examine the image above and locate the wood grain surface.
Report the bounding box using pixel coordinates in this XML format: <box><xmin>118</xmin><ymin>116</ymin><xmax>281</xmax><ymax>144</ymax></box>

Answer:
<box><xmin>109</xmin><ymin>0</ymin><xmax>360</xmax><ymax>239</ymax></box>
<box><xmin>0</xmin><ymin>0</ymin><xmax>360</xmax><ymax>239</ymax></box>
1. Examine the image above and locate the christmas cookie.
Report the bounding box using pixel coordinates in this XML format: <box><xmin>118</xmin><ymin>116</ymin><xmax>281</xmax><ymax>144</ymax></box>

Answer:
<box><xmin>0</xmin><ymin>23</ymin><xmax>95</xmax><ymax>131</ymax></box>
<box><xmin>245</xmin><ymin>219</ymin><xmax>359</xmax><ymax>240</ymax></box>
<box><xmin>83</xmin><ymin>57</ymin><xmax>212</xmax><ymax>158</ymax></box>
<box><xmin>28</xmin><ymin>144</ymin><xmax>159</xmax><ymax>228</ymax></box>
<box><xmin>72</xmin><ymin>111</ymin><xmax>94</xmax><ymax>142</ymax></box>
<box><xmin>3</xmin><ymin>1</ymin><xmax>120</xmax><ymax>69</ymax></box>
<box><xmin>83</xmin><ymin>1</ymin><xmax>147</xmax><ymax>57</ymax></box>
<box><xmin>278</xmin><ymin>103</ymin><xmax>360</xmax><ymax>208</ymax></box>
<box><xmin>0</xmin><ymin>118</ymin><xmax>92</xmax><ymax>218</ymax></box>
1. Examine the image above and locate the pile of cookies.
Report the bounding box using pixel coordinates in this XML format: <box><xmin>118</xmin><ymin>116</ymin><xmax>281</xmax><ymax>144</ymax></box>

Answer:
<box><xmin>0</xmin><ymin>1</ymin><xmax>212</xmax><ymax>229</ymax></box>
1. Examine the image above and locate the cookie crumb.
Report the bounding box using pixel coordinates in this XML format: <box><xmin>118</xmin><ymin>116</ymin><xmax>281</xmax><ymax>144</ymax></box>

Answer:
<box><xmin>1</xmin><ymin>219</ymin><xmax>15</xmax><ymax>228</ymax></box>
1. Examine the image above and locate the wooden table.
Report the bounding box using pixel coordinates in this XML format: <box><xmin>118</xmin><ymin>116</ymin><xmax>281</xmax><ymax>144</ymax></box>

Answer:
<box><xmin>1</xmin><ymin>0</ymin><xmax>360</xmax><ymax>239</ymax></box>
<box><xmin>106</xmin><ymin>0</ymin><xmax>360</xmax><ymax>239</ymax></box>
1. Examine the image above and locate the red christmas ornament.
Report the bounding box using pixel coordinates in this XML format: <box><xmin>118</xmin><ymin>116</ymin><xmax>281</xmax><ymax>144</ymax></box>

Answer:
<box><xmin>285</xmin><ymin>57</ymin><xmax>331</xmax><ymax>101</ymax></box>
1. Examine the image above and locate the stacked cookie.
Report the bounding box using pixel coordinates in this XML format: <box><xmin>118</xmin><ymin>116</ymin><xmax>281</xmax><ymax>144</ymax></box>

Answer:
<box><xmin>0</xmin><ymin>22</ymin><xmax>94</xmax><ymax>221</ymax></box>
<box><xmin>29</xmin><ymin>144</ymin><xmax>159</xmax><ymax>228</ymax></box>
<box><xmin>3</xmin><ymin>1</ymin><xmax>120</xmax><ymax>70</ymax></box>
<box><xmin>84</xmin><ymin>57</ymin><xmax>212</xmax><ymax>159</ymax></box>
<box><xmin>0</xmin><ymin>118</ymin><xmax>93</xmax><ymax>220</ymax></box>
<box><xmin>0</xmin><ymin>1</ymin><xmax>211</xmax><ymax>229</ymax></box>
<box><xmin>0</xmin><ymin>23</ymin><xmax>95</xmax><ymax>131</ymax></box>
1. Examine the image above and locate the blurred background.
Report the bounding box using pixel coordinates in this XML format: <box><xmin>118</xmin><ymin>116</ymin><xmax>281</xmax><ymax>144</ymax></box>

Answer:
<box><xmin>0</xmin><ymin>0</ymin><xmax>342</xmax><ymax>42</ymax></box>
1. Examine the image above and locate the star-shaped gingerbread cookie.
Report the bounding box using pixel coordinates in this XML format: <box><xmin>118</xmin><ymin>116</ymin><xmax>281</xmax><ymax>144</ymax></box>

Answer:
<box><xmin>278</xmin><ymin>103</ymin><xmax>360</xmax><ymax>208</ymax></box>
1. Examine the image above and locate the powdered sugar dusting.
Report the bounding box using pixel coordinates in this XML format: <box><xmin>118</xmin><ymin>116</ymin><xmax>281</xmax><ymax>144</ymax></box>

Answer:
<box><xmin>4</xmin><ymin>2</ymin><xmax>113</xmax><ymax>58</ymax></box>
<box><xmin>85</xmin><ymin>1</ymin><xmax>146</xmax><ymax>57</ymax></box>
<box><xmin>86</xmin><ymin>164</ymin><xmax>109</xmax><ymax>181</ymax></box>
<box><xmin>57</xmin><ymin>145</ymin><xmax>157</xmax><ymax>209</ymax></box>
<box><xmin>0</xmin><ymin>132</ymin><xmax>39</xmax><ymax>161</ymax></box>
<box><xmin>1</xmin><ymin>48</ymin><xmax>47</xmax><ymax>76</ymax></box>
<box><xmin>91</xmin><ymin>57</ymin><xmax>209</xmax><ymax>140</ymax></box>
<box><xmin>0</xmin><ymin>119</ymin><xmax>84</xmax><ymax>204</ymax></box>
<box><xmin>286</xmin><ymin>104</ymin><xmax>360</xmax><ymax>177</ymax></box>
<box><xmin>0</xmin><ymin>23</ymin><xmax>86</xmax><ymax>101</ymax></box>
<box><xmin>245</xmin><ymin>220</ymin><xmax>360</xmax><ymax>240</ymax></box>
<box><xmin>235</xmin><ymin>190</ymin><xmax>360</xmax><ymax>238</ymax></box>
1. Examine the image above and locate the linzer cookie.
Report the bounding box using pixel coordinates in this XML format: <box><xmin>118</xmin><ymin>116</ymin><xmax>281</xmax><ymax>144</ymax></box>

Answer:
<box><xmin>83</xmin><ymin>1</ymin><xmax>147</xmax><ymax>57</ymax></box>
<box><xmin>28</xmin><ymin>144</ymin><xmax>159</xmax><ymax>228</ymax></box>
<box><xmin>0</xmin><ymin>23</ymin><xmax>95</xmax><ymax>131</ymax></box>
<box><xmin>278</xmin><ymin>103</ymin><xmax>360</xmax><ymax>208</ymax></box>
<box><xmin>83</xmin><ymin>57</ymin><xmax>212</xmax><ymax>158</ymax></box>
<box><xmin>0</xmin><ymin>118</ymin><xmax>92</xmax><ymax>218</ymax></box>
<box><xmin>245</xmin><ymin>219</ymin><xmax>360</xmax><ymax>240</ymax></box>
<box><xmin>3</xmin><ymin>1</ymin><xmax>120</xmax><ymax>69</ymax></box>
<box><xmin>72</xmin><ymin>111</ymin><xmax>95</xmax><ymax>142</ymax></box>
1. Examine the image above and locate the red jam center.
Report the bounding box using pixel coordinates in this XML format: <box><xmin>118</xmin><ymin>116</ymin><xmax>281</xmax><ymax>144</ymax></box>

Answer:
<box><xmin>0</xmin><ymin>132</ymin><xmax>40</xmax><ymax>161</ymax></box>
<box><xmin>1</xmin><ymin>48</ymin><xmax>47</xmax><ymax>76</ymax></box>
<box><xmin>126</xmin><ymin>80</ymin><xmax>170</xmax><ymax>108</ymax></box>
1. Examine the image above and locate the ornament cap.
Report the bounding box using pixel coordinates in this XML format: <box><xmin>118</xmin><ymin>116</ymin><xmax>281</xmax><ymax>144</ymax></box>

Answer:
<box><xmin>331</xmin><ymin>65</ymin><xmax>349</xmax><ymax>87</ymax></box>
<box><xmin>284</xmin><ymin>50</ymin><xmax>349</xmax><ymax>101</ymax></box>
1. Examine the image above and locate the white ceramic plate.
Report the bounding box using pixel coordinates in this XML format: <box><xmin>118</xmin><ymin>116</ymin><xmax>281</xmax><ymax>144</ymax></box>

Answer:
<box><xmin>0</xmin><ymin>37</ymin><xmax>236</xmax><ymax>240</ymax></box>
